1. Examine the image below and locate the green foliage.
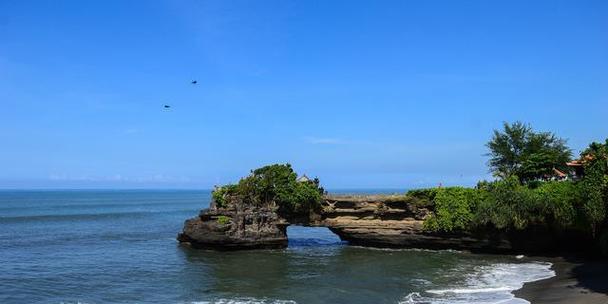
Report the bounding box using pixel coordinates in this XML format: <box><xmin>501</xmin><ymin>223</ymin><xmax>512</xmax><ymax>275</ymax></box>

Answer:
<box><xmin>579</xmin><ymin>140</ymin><xmax>608</xmax><ymax>235</ymax></box>
<box><xmin>216</xmin><ymin>215</ymin><xmax>231</xmax><ymax>225</ymax></box>
<box><xmin>419</xmin><ymin>132</ymin><xmax>608</xmax><ymax>255</ymax></box>
<box><xmin>533</xmin><ymin>181</ymin><xmax>580</xmax><ymax>228</ymax></box>
<box><xmin>486</xmin><ymin>121</ymin><xmax>571</xmax><ymax>183</ymax></box>
<box><xmin>212</xmin><ymin>184</ymin><xmax>238</xmax><ymax>208</ymax></box>
<box><xmin>477</xmin><ymin>176</ymin><xmax>540</xmax><ymax>229</ymax></box>
<box><xmin>423</xmin><ymin>187</ymin><xmax>481</xmax><ymax>232</ymax></box>
<box><xmin>475</xmin><ymin>177</ymin><xmax>582</xmax><ymax>230</ymax></box>
<box><xmin>424</xmin><ymin>179</ymin><xmax>582</xmax><ymax>232</ymax></box>
<box><xmin>210</xmin><ymin>163</ymin><xmax>324</xmax><ymax>218</ymax></box>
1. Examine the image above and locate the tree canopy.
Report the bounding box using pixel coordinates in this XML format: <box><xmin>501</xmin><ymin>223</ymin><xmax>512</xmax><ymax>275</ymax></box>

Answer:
<box><xmin>579</xmin><ymin>140</ymin><xmax>608</xmax><ymax>238</ymax></box>
<box><xmin>486</xmin><ymin>121</ymin><xmax>572</xmax><ymax>183</ymax></box>
<box><xmin>212</xmin><ymin>163</ymin><xmax>324</xmax><ymax>218</ymax></box>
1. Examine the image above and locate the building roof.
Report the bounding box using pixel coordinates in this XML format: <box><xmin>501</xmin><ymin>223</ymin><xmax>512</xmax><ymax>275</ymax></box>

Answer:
<box><xmin>567</xmin><ymin>154</ymin><xmax>595</xmax><ymax>167</ymax></box>
<box><xmin>566</xmin><ymin>161</ymin><xmax>583</xmax><ymax>167</ymax></box>
<box><xmin>553</xmin><ymin>168</ymin><xmax>567</xmax><ymax>178</ymax></box>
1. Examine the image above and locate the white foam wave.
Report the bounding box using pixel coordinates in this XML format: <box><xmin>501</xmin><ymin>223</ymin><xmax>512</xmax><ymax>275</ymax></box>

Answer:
<box><xmin>350</xmin><ymin>245</ymin><xmax>463</xmax><ymax>254</ymax></box>
<box><xmin>400</xmin><ymin>261</ymin><xmax>554</xmax><ymax>304</ymax></box>
<box><xmin>427</xmin><ymin>286</ymin><xmax>512</xmax><ymax>294</ymax></box>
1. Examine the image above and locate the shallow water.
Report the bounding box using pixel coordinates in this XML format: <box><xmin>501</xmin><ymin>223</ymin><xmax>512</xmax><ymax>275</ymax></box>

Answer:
<box><xmin>0</xmin><ymin>190</ymin><xmax>553</xmax><ymax>304</ymax></box>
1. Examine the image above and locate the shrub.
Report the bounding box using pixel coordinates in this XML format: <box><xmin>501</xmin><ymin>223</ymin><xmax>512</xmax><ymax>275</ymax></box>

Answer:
<box><xmin>422</xmin><ymin>178</ymin><xmax>586</xmax><ymax>233</ymax></box>
<box><xmin>210</xmin><ymin>164</ymin><xmax>324</xmax><ymax>218</ymax></box>
<box><xmin>476</xmin><ymin>176</ymin><xmax>539</xmax><ymax>230</ymax></box>
<box><xmin>212</xmin><ymin>184</ymin><xmax>238</xmax><ymax>208</ymax></box>
<box><xmin>216</xmin><ymin>215</ymin><xmax>231</xmax><ymax>225</ymax></box>
<box><xmin>579</xmin><ymin>140</ymin><xmax>608</xmax><ymax>236</ymax></box>
<box><xmin>533</xmin><ymin>181</ymin><xmax>580</xmax><ymax>228</ymax></box>
<box><xmin>423</xmin><ymin>187</ymin><xmax>481</xmax><ymax>232</ymax></box>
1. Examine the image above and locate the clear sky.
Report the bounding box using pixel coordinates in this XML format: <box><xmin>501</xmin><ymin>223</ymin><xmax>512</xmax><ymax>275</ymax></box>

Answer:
<box><xmin>1</xmin><ymin>0</ymin><xmax>607</xmax><ymax>189</ymax></box>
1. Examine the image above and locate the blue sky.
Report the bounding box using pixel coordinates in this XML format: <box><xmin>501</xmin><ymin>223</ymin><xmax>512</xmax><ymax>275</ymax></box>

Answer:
<box><xmin>1</xmin><ymin>0</ymin><xmax>607</xmax><ymax>189</ymax></box>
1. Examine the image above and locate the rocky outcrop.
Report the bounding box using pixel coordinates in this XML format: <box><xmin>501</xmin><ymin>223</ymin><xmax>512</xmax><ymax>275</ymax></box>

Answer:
<box><xmin>178</xmin><ymin>194</ymin><xmax>591</xmax><ymax>253</ymax></box>
<box><xmin>177</xmin><ymin>204</ymin><xmax>288</xmax><ymax>250</ymax></box>
<box><xmin>318</xmin><ymin>195</ymin><xmax>512</xmax><ymax>252</ymax></box>
<box><xmin>318</xmin><ymin>195</ymin><xmax>595</xmax><ymax>254</ymax></box>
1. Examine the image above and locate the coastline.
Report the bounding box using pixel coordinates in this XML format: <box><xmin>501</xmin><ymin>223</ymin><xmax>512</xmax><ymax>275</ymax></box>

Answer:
<box><xmin>514</xmin><ymin>257</ymin><xmax>608</xmax><ymax>304</ymax></box>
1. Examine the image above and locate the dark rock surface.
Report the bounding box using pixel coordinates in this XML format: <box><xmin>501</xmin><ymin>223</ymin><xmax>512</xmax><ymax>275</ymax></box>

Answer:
<box><xmin>177</xmin><ymin>205</ymin><xmax>288</xmax><ymax>250</ymax></box>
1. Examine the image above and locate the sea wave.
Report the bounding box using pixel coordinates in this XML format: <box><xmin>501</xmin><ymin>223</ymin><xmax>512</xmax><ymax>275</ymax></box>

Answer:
<box><xmin>400</xmin><ymin>261</ymin><xmax>555</xmax><ymax>304</ymax></box>
<box><xmin>349</xmin><ymin>245</ymin><xmax>463</xmax><ymax>254</ymax></box>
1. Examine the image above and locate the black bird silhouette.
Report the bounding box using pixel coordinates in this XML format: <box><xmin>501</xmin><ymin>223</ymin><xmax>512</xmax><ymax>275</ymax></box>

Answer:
<box><xmin>191</xmin><ymin>80</ymin><xmax>198</xmax><ymax>84</ymax></box>
<box><xmin>164</xmin><ymin>105</ymin><xmax>171</xmax><ymax>109</ymax></box>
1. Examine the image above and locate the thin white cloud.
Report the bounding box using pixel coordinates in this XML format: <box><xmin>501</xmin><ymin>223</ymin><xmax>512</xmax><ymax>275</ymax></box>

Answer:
<box><xmin>303</xmin><ymin>136</ymin><xmax>352</xmax><ymax>145</ymax></box>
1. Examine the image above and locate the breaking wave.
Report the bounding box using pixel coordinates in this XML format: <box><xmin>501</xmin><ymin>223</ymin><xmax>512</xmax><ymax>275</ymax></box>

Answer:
<box><xmin>401</xmin><ymin>261</ymin><xmax>555</xmax><ymax>304</ymax></box>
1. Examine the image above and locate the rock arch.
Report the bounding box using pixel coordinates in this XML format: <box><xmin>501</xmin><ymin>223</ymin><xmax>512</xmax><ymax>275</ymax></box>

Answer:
<box><xmin>177</xmin><ymin>194</ymin><xmax>443</xmax><ymax>250</ymax></box>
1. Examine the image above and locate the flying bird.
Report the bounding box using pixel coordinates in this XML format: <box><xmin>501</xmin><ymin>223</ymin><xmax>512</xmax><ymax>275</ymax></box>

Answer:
<box><xmin>164</xmin><ymin>105</ymin><xmax>171</xmax><ymax>109</ymax></box>
<box><xmin>191</xmin><ymin>80</ymin><xmax>198</xmax><ymax>85</ymax></box>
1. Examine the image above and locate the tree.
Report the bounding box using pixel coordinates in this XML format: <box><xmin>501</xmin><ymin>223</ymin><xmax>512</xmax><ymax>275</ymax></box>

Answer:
<box><xmin>486</xmin><ymin>122</ymin><xmax>571</xmax><ymax>183</ymax></box>
<box><xmin>211</xmin><ymin>163</ymin><xmax>324</xmax><ymax>218</ymax></box>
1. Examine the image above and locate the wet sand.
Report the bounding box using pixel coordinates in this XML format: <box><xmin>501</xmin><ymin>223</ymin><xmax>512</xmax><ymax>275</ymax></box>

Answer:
<box><xmin>514</xmin><ymin>257</ymin><xmax>608</xmax><ymax>304</ymax></box>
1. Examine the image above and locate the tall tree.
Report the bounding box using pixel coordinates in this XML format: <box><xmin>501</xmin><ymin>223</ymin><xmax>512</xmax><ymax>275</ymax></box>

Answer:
<box><xmin>486</xmin><ymin>122</ymin><xmax>571</xmax><ymax>182</ymax></box>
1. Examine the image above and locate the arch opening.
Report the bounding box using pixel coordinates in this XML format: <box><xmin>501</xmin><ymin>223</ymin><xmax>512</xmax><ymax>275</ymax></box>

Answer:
<box><xmin>286</xmin><ymin>225</ymin><xmax>343</xmax><ymax>248</ymax></box>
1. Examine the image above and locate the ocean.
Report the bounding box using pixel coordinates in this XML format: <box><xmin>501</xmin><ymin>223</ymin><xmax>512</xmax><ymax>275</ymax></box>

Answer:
<box><xmin>0</xmin><ymin>190</ymin><xmax>554</xmax><ymax>304</ymax></box>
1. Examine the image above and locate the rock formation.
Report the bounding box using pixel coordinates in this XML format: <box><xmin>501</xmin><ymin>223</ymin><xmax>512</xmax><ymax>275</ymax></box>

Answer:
<box><xmin>318</xmin><ymin>195</ymin><xmax>512</xmax><ymax>252</ymax></box>
<box><xmin>178</xmin><ymin>194</ymin><xmax>590</xmax><ymax>253</ymax></box>
<box><xmin>177</xmin><ymin>203</ymin><xmax>289</xmax><ymax>250</ymax></box>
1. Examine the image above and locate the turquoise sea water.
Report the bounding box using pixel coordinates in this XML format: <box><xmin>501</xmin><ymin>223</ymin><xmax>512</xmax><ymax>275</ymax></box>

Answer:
<box><xmin>0</xmin><ymin>190</ymin><xmax>553</xmax><ymax>304</ymax></box>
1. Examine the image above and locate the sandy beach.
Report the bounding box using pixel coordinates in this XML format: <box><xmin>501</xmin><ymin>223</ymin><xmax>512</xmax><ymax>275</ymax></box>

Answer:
<box><xmin>515</xmin><ymin>257</ymin><xmax>608</xmax><ymax>304</ymax></box>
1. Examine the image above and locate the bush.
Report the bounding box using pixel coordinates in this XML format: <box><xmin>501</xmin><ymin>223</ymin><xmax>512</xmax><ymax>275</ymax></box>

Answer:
<box><xmin>423</xmin><ymin>187</ymin><xmax>481</xmax><ymax>232</ymax></box>
<box><xmin>210</xmin><ymin>164</ymin><xmax>324</xmax><ymax>218</ymax></box>
<box><xmin>533</xmin><ymin>181</ymin><xmax>580</xmax><ymax>228</ymax></box>
<box><xmin>421</xmin><ymin>136</ymin><xmax>608</xmax><ymax>255</ymax></box>
<box><xmin>216</xmin><ymin>215</ymin><xmax>231</xmax><ymax>225</ymax></box>
<box><xmin>421</xmin><ymin>178</ymin><xmax>587</xmax><ymax>233</ymax></box>
<box><xmin>476</xmin><ymin>176</ymin><xmax>540</xmax><ymax>230</ymax></box>
<box><xmin>212</xmin><ymin>184</ymin><xmax>238</xmax><ymax>208</ymax></box>
<box><xmin>578</xmin><ymin>140</ymin><xmax>608</xmax><ymax>236</ymax></box>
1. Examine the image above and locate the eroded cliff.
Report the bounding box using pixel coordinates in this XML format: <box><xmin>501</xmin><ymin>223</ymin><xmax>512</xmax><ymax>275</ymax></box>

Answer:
<box><xmin>318</xmin><ymin>195</ymin><xmax>512</xmax><ymax>251</ymax></box>
<box><xmin>178</xmin><ymin>203</ymin><xmax>289</xmax><ymax>250</ymax></box>
<box><xmin>179</xmin><ymin>194</ymin><xmax>513</xmax><ymax>251</ymax></box>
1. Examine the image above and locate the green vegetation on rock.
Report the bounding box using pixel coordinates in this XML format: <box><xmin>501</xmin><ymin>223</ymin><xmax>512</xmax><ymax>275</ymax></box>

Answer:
<box><xmin>216</xmin><ymin>215</ymin><xmax>231</xmax><ymax>225</ymax></box>
<box><xmin>423</xmin><ymin>187</ymin><xmax>484</xmax><ymax>232</ymax></box>
<box><xmin>208</xmin><ymin>123</ymin><xmax>608</xmax><ymax>255</ymax></box>
<box><xmin>211</xmin><ymin>163</ymin><xmax>324</xmax><ymax>218</ymax></box>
